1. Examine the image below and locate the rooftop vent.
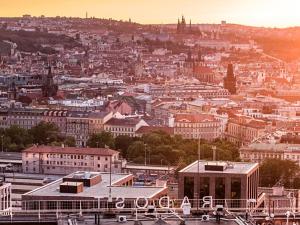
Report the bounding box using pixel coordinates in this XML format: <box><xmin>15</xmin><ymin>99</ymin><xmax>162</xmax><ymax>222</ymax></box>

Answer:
<box><xmin>60</xmin><ymin>182</ymin><xmax>83</xmax><ymax>194</ymax></box>
<box><xmin>204</xmin><ymin>164</ymin><xmax>226</xmax><ymax>171</ymax></box>
<box><xmin>63</xmin><ymin>172</ymin><xmax>102</xmax><ymax>187</ymax></box>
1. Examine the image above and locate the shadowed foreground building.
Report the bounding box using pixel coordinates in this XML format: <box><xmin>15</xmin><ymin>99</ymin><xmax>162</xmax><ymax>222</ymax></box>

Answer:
<box><xmin>22</xmin><ymin>171</ymin><xmax>168</xmax><ymax>210</ymax></box>
<box><xmin>178</xmin><ymin>161</ymin><xmax>259</xmax><ymax>206</ymax></box>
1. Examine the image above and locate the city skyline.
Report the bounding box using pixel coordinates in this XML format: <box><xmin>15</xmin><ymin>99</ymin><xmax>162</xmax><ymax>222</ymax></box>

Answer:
<box><xmin>1</xmin><ymin>0</ymin><xmax>300</xmax><ymax>28</ymax></box>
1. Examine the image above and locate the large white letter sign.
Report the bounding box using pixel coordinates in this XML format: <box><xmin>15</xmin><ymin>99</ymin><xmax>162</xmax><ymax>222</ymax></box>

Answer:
<box><xmin>181</xmin><ymin>196</ymin><xmax>191</xmax><ymax>215</ymax></box>
<box><xmin>115</xmin><ymin>197</ymin><xmax>125</xmax><ymax>209</ymax></box>
<box><xmin>135</xmin><ymin>197</ymin><xmax>148</xmax><ymax>209</ymax></box>
<box><xmin>202</xmin><ymin>196</ymin><xmax>213</xmax><ymax>208</ymax></box>
<box><xmin>158</xmin><ymin>196</ymin><xmax>170</xmax><ymax>209</ymax></box>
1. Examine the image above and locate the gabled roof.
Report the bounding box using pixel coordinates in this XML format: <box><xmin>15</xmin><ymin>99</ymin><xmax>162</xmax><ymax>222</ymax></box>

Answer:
<box><xmin>23</xmin><ymin>145</ymin><xmax>118</xmax><ymax>156</ymax></box>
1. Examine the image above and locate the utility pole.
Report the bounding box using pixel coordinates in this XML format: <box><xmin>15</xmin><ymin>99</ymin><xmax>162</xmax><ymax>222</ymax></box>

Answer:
<box><xmin>1</xmin><ymin>135</ymin><xmax>3</xmax><ymax>153</ymax></box>
<box><xmin>108</xmin><ymin>155</ymin><xmax>112</xmax><ymax>203</ymax></box>
<box><xmin>196</xmin><ymin>136</ymin><xmax>200</xmax><ymax>211</ymax></box>
<box><xmin>212</xmin><ymin>146</ymin><xmax>217</xmax><ymax>161</ymax></box>
<box><xmin>144</xmin><ymin>144</ymin><xmax>147</xmax><ymax>166</ymax></box>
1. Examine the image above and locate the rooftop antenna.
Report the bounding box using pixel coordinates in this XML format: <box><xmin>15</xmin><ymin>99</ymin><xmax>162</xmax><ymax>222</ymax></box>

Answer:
<box><xmin>212</xmin><ymin>146</ymin><xmax>217</xmax><ymax>161</ymax></box>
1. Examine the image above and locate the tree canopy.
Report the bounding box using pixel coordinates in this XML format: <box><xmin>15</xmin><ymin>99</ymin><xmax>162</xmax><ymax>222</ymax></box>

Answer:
<box><xmin>87</xmin><ymin>130</ymin><xmax>240</xmax><ymax>168</ymax></box>
<box><xmin>0</xmin><ymin>122</ymin><xmax>76</xmax><ymax>152</ymax></box>
<box><xmin>259</xmin><ymin>159</ymin><xmax>300</xmax><ymax>189</ymax></box>
<box><xmin>87</xmin><ymin>131</ymin><xmax>115</xmax><ymax>149</ymax></box>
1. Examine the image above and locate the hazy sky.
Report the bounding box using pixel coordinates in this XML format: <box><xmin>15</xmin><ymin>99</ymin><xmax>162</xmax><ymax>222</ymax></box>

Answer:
<box><xmin>1</xmin><ymin>0</ymin><xmax>300</xmax><ymax>27</ymax></box>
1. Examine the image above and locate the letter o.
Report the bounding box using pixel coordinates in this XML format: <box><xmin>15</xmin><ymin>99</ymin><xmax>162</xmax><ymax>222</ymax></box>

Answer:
<box><xmin>135</xmin><ymin>197</ymin><xmax>148</xmax><ymax>209</ymax></box>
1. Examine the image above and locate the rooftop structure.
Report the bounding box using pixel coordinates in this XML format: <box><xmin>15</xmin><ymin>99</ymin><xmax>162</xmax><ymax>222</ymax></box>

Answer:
<box><xmin>22</xmin><ymin>171</ymin><xmax>168</xmax><ymax>209</ymax></box>
<box><xmin>178</xmin><ymin>160</ymin><xmax>259</xmax><ymax>202</ymax></box>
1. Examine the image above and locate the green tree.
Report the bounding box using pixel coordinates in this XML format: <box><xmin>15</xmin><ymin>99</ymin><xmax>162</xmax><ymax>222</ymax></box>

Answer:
<box><xmin>87</xmin><ymin>131</ymin><xmax>115</xmax><ymax>148</ymax></box>
<box><xmin>29</xmin><ymin>122</ymin><xmax>60</xmax><ymax>145</ymax></box>
<box><xmin>115</xmin><ymin>135</ymin><xmax>135</xmax><ymax>158</ymax></box>
<box><xmin>127</xmin><ymin>141</ymin><xmax>145</xmax><ymax>163</ymax></box>
<box><xmin>260</xmin><ymin>159</ymin><xmax>299</xmax><ymax>188</ymax></box>
<box><xmin>63</xmin><ymin>136</ymin><xmax>76</xmax><ymax>147</ymax></box>
<box><xmin>5</xmin><ymin>125</ymin><xmax>32</xmax><ymax>151</ymax></box>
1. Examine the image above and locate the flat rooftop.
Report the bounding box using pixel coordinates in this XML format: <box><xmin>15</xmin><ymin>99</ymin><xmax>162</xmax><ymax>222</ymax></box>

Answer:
<box><xmin>23</xmin><ymin>171</ymin><xmax>167</xmax><ymax>199</ymax></box>
<box><xmin>124</xmin><ymin>163</ymin><xmax>176</xmax><ymax>171</ymax></box>
<box><xmin>180</xmin><ymin>160</ymin><xmax>258</xmax><ymax>175</ymax></box>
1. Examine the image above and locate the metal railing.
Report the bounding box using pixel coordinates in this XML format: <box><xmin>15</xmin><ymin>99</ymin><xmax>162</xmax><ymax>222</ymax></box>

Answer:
<box><xmin>0</xmin><ymin>197</ymin><xmax>297</xmax><ymax>217</ymax></box>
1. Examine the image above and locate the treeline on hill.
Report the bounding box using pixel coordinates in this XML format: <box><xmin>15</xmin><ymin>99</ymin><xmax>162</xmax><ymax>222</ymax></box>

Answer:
<box><xmin>87</xmin><ymin>131</ymin><xmax>240</xmax><ymax>167</ymax></box>
<box><xmin>254</xmin><ymin>36</ymin><xmax>300</xmax><ymax>62</ymax></box>
<box><xmin>0</xmin><ymin>122</ymin><xmax>75</xmax><ymax>152</ymax></box>
<box><xmin>0</xmin><ymin>29</ymin><xmax>81</xmax><ymax>54</ymax></box>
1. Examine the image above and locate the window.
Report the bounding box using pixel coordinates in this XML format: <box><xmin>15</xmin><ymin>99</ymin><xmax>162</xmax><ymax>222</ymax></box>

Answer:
<box><xmin>183</xmin><ymin>176</ymin><xmax>194</xmax><ymax>199</ymax></box>
<box><xmin>231</xmin><ymin>178</ymin><xmax>241</xmax><ymax>199</ymax></box>
<box><xmin>199</xmin><ymin>177</ymin><xmax>210</xmax><ymax>199</ymax></box>
<box><xmin>215</xmin><ymin>177</ymin><xmax>225</xmax><ymax>199</ymax></box>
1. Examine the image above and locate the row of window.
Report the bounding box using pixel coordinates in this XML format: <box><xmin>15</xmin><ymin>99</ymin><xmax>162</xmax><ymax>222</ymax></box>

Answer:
<box><xmin>26</xmin><ymin>153</ymin><xmax>114</xmax><ymax>161</ymax></box>
<box><xmin>242</xmin><ymin>153</ymin><xmax>300</xmax><ymax>160</ymax></box>
<box><xmin>106</xmin><ymin>127</ymin><xmax>134</xmax><ymax>132</ymax></box>
<box><xmin>175</xmin><ymin>123</ymin><xmax>219</xmax><ymax>128</ymax></box>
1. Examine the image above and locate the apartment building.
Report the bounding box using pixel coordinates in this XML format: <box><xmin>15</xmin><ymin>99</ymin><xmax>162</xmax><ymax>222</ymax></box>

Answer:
<box><xmin>173</xmin><ymin>113</ymin><xmax>222</xmax><ymax>140</ymax></box>
<box><xmin>43</xmin><ymin>110</ymin><xmax>69</xmax><ymax>135</ymax></box>
<box><xmin>240</xmin><ymin>143</ymin><xmax>300</xmax><ymax>166</ymax></box>
<box><xmin>0</xmin><ymin>108</ymin><xmax>44</xmax><ymax>129</ymax></box>
<box><xmin>22</xmin><ymin>145</ymin><xmax>125</xmax><ymax>175</ymax></box>
<box><xmin>0</xmin><ymin>108</ymin><xmax>113</xmax><ymax>147</ymax></box>
<box><xmin>104</xmin><ymin>118</ymin><xmax>149</xmax><ymax>137</ymax></box>
<box><xmin>226</xmin><ymin>115</ymin><xmax>272</xmax><ymax>146</ymax></box>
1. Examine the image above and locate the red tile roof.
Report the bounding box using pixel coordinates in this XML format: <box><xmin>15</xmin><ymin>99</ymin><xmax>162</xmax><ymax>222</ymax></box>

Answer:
<box><xmin>23</xmin><ymin>145</ymin><xmax>118</xmax><ymax>156</ymax></box>
<box><xmin>194</xmin><ymin>66</ymin><xmax>213</xmax><ymax>74</ymax></box>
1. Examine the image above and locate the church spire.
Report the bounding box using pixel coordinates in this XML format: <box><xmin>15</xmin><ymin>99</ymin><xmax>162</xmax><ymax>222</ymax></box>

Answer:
<box><xmin>224</xmin><ymin>63</ymin><xmax>237</xmax><ymax>94</ymax></box>
<box><xmin>177</xmin><ymin>18</ymin><xmax>181</xmax><ymax>33</ymax></box>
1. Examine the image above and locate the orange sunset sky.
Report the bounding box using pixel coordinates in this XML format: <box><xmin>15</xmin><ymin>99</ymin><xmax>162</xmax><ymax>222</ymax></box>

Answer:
<box><xmin>1</xmin><ymin>0</ymin><xmax>300</xmax><ymax>27</ymax></box>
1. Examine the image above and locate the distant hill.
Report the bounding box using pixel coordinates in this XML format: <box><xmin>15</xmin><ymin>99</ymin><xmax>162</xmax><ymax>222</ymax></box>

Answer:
<box><xmin>0</xmin><ymin>29</ymin><xmax>81</xmax><ymax>54</ymax></box>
